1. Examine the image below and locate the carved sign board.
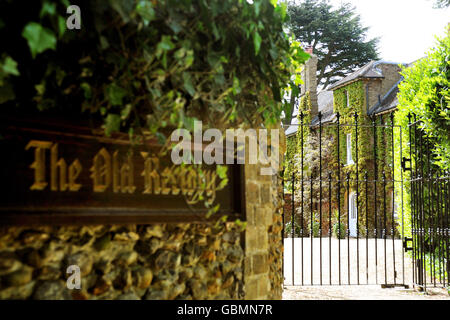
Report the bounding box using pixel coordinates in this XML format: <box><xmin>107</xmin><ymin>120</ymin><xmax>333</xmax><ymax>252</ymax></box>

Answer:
<box><xmin>0</xmin><ymin>115</ymin><xmax>244</xmax><ymax>225</ymax></box>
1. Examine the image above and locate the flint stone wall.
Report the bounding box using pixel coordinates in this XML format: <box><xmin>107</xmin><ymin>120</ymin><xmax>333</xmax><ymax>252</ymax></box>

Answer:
<box><xmin>0</xmin><ymin>223</ymin><xmax>244</xmax><ymax>300</ymax></box>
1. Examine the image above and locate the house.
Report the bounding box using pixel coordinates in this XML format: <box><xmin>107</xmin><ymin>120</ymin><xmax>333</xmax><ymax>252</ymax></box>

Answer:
<box><xmin>284</xmin><ymin>51</ymin><xmax>409</xmax><ymax>238</ymax></box>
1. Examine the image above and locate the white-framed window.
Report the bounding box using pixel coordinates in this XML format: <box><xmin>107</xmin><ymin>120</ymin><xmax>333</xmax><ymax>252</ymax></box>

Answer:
<box><xmin>346</xmin><ymin>133</ymin><xmax>354</xmax><ymax>165</ymax></box>
<box><xmin>350</xmin><ymin>193</ymin><xmax>357</xmax><ymax>219</ymax></box>
<box><xmin>346</xmin><ymin>90</ymin><xmax>350</xmax><ymax>107</ymax></box>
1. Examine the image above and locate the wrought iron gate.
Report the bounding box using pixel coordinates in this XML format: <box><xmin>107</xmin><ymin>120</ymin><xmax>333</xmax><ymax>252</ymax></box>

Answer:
<box><xmin>407</xmin><ymin>114</ymin><xmax>449</xmax><ymax>290</ymax></box>
<box><xmin>282</xmin><ymin>111</ymin><xmax>449</xmax><ymax>289</ymax></box>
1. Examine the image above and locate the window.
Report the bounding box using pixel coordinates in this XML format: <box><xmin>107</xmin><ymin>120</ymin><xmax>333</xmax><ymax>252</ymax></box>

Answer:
<box><xmin>345</xmin><ymin>90</ymin><xmax>350</xmax><ymax>107</ymax></box>
<box><xmin>346</xmin><ymin>133</ymin><xmax>354</xmax><ymax>165</ymax></box>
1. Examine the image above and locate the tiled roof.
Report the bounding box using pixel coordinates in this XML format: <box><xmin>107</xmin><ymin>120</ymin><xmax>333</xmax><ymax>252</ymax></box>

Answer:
<box><xmin>311</xmin><ymin>90</ymin><xmax>335</xmax><ymax>126</ymax></box>
<box><xmin>368</xmin><ymin>78</ymin><xmax>403</xmax><ymax>116</ymax></box>
<box><xmin>284</xmin><ymin>116</ymin><xmax>298</xmax><ymax>136</ymax></box>
<box><xmin>285</xmin><ymin>90</ymin><xmax>334</xmax><ymax>136</ymax></box>
<box><xmin>311</xmin><ymin>110</ymin><xmax>336</xmax><ymax>126</ymax></box>
<box><xmin>328</xmin><ymin>61</ymin><xmax>383</xmax><ymax>90</ymax></box>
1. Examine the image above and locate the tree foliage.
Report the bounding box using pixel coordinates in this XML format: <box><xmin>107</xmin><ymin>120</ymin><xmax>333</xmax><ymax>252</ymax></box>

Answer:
<box><xmin>432</xmin><ymin>0</ymin><xmax>450</xmax><ymax>8</ymax></box>
<box><xmin>396</xmin><ymin>29</ymin><xmax>450</xmax><ymax>171</ymax></box>
<box><xmin>286</xmin><ymin>0</ymin><xmax>379</xmax><ymax>89</ymax></box>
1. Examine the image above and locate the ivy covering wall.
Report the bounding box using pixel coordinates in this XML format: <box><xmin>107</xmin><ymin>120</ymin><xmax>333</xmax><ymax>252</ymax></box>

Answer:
<box><xmin>333</xmin><ymin>80</ymin><xmax>396</xmax><ymax>236</ymax></box>
<box><xmin>285</xmin><ymin>80</ymin><xmax>399</xmax><ymax>237</ymax></box>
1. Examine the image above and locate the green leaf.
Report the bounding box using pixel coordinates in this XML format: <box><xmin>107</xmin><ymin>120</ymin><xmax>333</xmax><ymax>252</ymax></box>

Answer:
<box><xmin>105</xmin><ymin>113</ymin><xmax>121</xmax><ymax>136</ymax></box>
<box><xmin>121</xmin><ymin>103</ymin><xmax>132</xmax><ymax>120</ymax></box>
<box><xmin>157</xmin><ymin>35</ymin><xmax>175</xmax><ymax>51</ymax></box>
<box><xmin>232</xmin><ymin>77</ymin><xmax>241</xmax><ymax>94</ymax></box>
<box><xmin>216</xmin><ymin>165</ymin><xmax>228</xmax><ymax>179</ymax></box>
<box><xmin>155</xmin><ymin>132</ymin><xmax>166</xmax><ymax>145</ymax></box>
<box><xmin>136</xmin><ymin>0</ymin><xmax>155</xmax><ymax>26</ymax></box>
<box><xmin>100</xmin><ymin>36</ymin><xmax>110</xmax><ymax>50</ymax></box>
<box><xmin>253</xmin><ymin>31</ymin><xmax>262</xmax><ymax>55</ymax></box>
<box><xmin>106</xmin><ymin>83</ymin><xmax>127</xmax><ymax>106</ymax></box>
<box><xmin>168</xmin><ymin>20</ymin><xmax>182</xmax><ymax>34</ymax></box>
<box><xmin>22</xmin><ymin>22</ymin><xmax>57</xmax><ymax>59</ymax></box>
<box><xmin>182</xmin><ymin>72</ymin><xmax>195</xmax><ymax>97</ymax></box>
<box><xmin>80</xmin><ymin>82</ymin><xmax>92</xmax><ymax>99</ymax></box>
<box><xmin>57</xmin><ymin>16</ymin><xmax>66</xmax><ymax>38</ymax></box>
<box><xmin>1</xmin><ymin>56</ymin><xmax>20</xmax><ymax>76</ymax></box>
<box><xmin>40</xmin><ymin>1</ymin><xmax>56</xmax><ymax>18</ymax></box>
<box><xmin>0</xmin><ymin>83</ymin><xmax>15</xmax><ymax>104</ymax></box>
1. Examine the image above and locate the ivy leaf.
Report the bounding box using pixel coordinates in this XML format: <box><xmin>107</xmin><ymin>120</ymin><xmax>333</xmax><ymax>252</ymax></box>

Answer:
<box><xmin>216</xmin><ymin>165</ymin><xmax>228</xmax><ymax>179</ymax></box>
<box><xmin>121</xmin><ymin>103</ymin><xmax>132</xmax><ymax>120</ymax></box>
<box><xmin>232</xmin><ymin>77</ymin><xmax>241</xmax><ymax>94</ymax></box>
<box><xmin>40</xmin><ymin>1</ymin><xmax>56</xmax><ymax>18</ymax></box>
<box><xmin>106</xmin><ymin>83</ymin><xmax>127</xmax><ymax>106</ymax></box>
<box><xmin>22</xmin><ymin>22</ymin><xmax>57</xmax><ymax>59</ymax></box>
<box><xmin>57</xmin><ymin>16</ymin><xmax>66</xmax><ymax>38</ymax></box>
<box><xmin>80</xmin><ymin>82</ymin><xmax>92</xmax><ymax>99</ymax></box>
<box><xmin>105</xmin><ymin>113</ymin><xmax>121</xmax><ymax>136</ymax></box>
<box><xmin>253</xmin><ymin>31</ymin><xmax>262</xmax><ymax>55</ymax></box>
<box><xmin>155</xmin><ymin>132</ymin><xmax>166</xmax><ymax>145</ymax></box>
<box><xmin>168</xmin><ymin>20</ymin><xmax>182</xmax><ymax>34</ymax></box>
<box><xmin>0</xmin><ymin>83</ymin><xmax>15</xmax><ymax>104</ymax></box>
<box><xmin>157</xmin><ymin>35</ymin><xmax>175</xmax><ymax>51</ymax></box>
<box><xmin>1</xmin><ymin>56</ymin><xmax>20</xmax><ymax>76</ymax></box>
<box><xmin>182</xmin><ymin>72</ymin><xmax>195</xmax><ymax>97</ymax></box>
<box><xmin>136</xmin><ymin>0</ymin><xmax>155</xmax><ymax>26</ymax></box>
<box><xmin>217</xmin><ymin>178</ymin><xmax>228</xmax><ymax>190</ymax></box>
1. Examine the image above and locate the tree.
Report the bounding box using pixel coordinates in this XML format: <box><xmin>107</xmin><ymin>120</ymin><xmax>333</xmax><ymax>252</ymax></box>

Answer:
<box><xmin>287</xmin><ymin>0</ymin><xmax>379</xmax><ymax>89</ymax></box>
<box><xmin>396</xmin><ymin>28</ymin><xmax>450</xmax><ymax>171</ymax></box>
<box><xmin>432</xmin><ymin>0</ymin><xmax>450</xmax><ymax>8</ymax></box>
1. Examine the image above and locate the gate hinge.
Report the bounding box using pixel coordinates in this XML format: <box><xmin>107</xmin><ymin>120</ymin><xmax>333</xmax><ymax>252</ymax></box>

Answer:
<box><xmin>401</xmin><ymin>157</ymin><xmax>411</xmax><ymax>172</ymax></box>
<box><xmin>403</xmin><ymin>237</ymin><xmax>413</xmax><ymax>252</ymax></box>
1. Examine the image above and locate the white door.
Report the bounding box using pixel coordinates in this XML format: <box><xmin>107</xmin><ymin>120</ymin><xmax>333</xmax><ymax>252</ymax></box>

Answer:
<box><xmin>349</xmin><ymin>192</ymin><xmax>358</xmax><ymax>237</ymax></box>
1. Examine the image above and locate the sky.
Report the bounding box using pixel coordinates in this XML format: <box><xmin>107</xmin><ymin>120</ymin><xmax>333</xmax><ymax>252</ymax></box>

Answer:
<box><xmin>328</xmin><ymin>0</ymin><xmax>450</xmax><ymax>63</ymax></box>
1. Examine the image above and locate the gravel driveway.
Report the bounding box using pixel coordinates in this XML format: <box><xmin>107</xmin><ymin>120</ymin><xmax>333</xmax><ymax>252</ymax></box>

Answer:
<box><xmin>284</xmin><ymin>237</ymin><xmax>409</xmax><ymax>285</ymax></box>
<box><xmin>283</xmin><ymin>237</ymin><xmax>450</xmax><ymax>300</ymax></box>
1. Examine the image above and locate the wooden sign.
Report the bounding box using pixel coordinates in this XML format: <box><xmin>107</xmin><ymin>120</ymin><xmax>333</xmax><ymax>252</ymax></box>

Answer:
<box><xmin>0</xmin><ymin>114</ymin><xmax>245</xmax><ymax>225</ymax></box>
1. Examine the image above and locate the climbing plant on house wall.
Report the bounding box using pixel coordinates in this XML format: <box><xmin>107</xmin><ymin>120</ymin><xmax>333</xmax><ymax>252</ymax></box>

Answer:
<box><xmin>332</xmin><ymin>80</ymin><xmax>396</xmax><ymax>235</ymax></box>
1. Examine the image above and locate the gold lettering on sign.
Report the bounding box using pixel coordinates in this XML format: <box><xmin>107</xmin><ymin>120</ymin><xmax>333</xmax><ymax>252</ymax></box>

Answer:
<box><xmin>51</xmin><ymin>144</ymin><xmax>68</xmax><ymax>191</ymax></box>
<box><xmin>185</xmin><ymin>167</ymin><xmax>197</xmax><ymax>197</ymax></box>
<box><xmin>26</xmin><ymin>140</ymin><xmax>82</xmax><ymax>192</ymax></box>
<box><xmin>113</xmin><ymin>151</ymin><xmax>120</xmax><ymax>193</ymax></box>
<box><xmin>90</xmin><ymin>148</ymin><xmax>111</xmax><ymax>192</ymax></box>
<box><xmin>120</xmin><ymin>152</ymin><xmax>136</xmax><ymax>194</ymax></box>
<box><xmin>25</xmin><ymin>140</ymin><xmax>220</xmax><ymax>201</ymax></box>
<box><xmin>68</xmin><ymin>159</ymin><xmax>82</xmax><ymax>191</ymax></box>
<box><xmin>26</xmin><ymin>140</ymin><xmax>52</xmax><ymax>190</ymax></box>
<box><xmin>141</xmin><ymin>152</ymin><xmax>161</xmax><ymax>195</ymax></box>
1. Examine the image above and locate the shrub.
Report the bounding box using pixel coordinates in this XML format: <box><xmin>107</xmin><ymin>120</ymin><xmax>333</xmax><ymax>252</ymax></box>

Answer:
<box><xmin>284</xmin><ymin>220</ymin><xmax>301</xmax><ymax>238</ymax></box>
<box><xmin>331</xmin><ymin>210</ymin><xmax>346</xmax><ymax>239</ymax></box>
<box><xmin>308</xmin><ymin>216</ymin><xmax>321</xmax><ymax>238</ymax></box>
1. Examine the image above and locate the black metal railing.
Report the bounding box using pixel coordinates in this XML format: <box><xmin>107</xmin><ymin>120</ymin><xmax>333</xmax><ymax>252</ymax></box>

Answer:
<box><xmin>282</xmin><ymin>111</ymin><xmax>449</xmax><ymax>289</ymax></box>
<box><xmin>408</xmin><ymin>114</ymin><xmax>449</xmax><ymax>290</ymax></box>
<box><xmin>282</xmin><ymin>111</ymin><xmax>407</xmax><ymax>286</ymax></box>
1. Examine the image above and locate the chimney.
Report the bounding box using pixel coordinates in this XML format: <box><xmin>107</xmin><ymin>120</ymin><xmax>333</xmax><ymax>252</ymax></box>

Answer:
<box><xmin>301</xmin><ymin>47</ymin><xmax>318</xmax><ymax>119</ymax></box>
